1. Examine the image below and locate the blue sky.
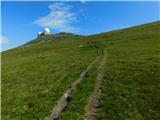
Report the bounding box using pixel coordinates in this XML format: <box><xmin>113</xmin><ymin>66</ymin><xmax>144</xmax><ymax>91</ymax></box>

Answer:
<box><xmin>1</xmin><ymin>1</ymin><xmax>159</xmax><ymax>51</ymax></box>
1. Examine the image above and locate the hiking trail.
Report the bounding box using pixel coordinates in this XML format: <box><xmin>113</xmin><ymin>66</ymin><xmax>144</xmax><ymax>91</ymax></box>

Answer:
<box><xmin>45</xmin><ymin>56</ymin><xmax>101</xmax><ymax>120</ymax></box>
<box><xmin>84</xmin><ymin>49</ymin><xmax>106</xmax><ymax>120</ymax></box>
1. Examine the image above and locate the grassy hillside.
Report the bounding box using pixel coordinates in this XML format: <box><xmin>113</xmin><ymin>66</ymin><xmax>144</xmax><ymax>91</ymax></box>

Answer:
<box><xmin>2</xmin><ymin>21</ymin><xmax>160</xmax><ymax>120</ymax></box>
<box><xmin>57</xmin><ymin>21</ymin><xmax>160</xmax><ymax>120</ymax></box>
<box><xmin>96</xmin><ymin>21</ymin><xmax>160</xmax><ymax>120</ymax></box>
<box><xmin>2</xmin><ymin>35</ymin><xmax>104</xmax><ymax>119</ymax></box>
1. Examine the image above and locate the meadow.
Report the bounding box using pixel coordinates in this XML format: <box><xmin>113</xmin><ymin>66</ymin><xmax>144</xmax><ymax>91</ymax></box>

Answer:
<box><xmin>2</xmin><ymin>21</ymin><xmax>160</xmax><ymax>120</ymax></box>
<box><xmin>2</xmin><ymin>35</ymin><xmax>103</xmax><ymax>119</ymax></box>
<box><xmin>96</xmin><ymin>21</ymin><xmax>160</xmax><ymax>120</ymax></box>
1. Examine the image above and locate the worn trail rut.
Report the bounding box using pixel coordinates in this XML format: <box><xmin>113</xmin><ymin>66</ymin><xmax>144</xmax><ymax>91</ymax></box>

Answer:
<box><xmin>45</xmin><ymin>56</ymin><xmax>101</xmax><ymax>120</ymax></box>
<box><xmin>84</xmin><ymin>49</ymin><xmax>106</xmax><ymax>120</ymax></box>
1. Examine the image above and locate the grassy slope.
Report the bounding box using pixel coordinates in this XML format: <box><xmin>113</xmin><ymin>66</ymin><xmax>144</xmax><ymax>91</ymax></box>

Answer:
<box><xmin>54</xmin><ymin>21</ymin><xmax>160</xmax><ymax>120</ymax></box>
<box><xmin>96</xmin><ymin>21</ymin><xmax>160</xmax><ymax>120</ymax></box>
<box><xmin>2</xmin><ymin>36</ymin><xmax>103</xmax><ymax>120</ymax></box>
<box><xmin>59</xmin><ymin>56</ymin><xmax>100</xmax><ymax>120</ymax></box>
<box><xmin>2</xmin><ymin>21</ymin><xmax>160</xmax><ymax>120</ymax></box>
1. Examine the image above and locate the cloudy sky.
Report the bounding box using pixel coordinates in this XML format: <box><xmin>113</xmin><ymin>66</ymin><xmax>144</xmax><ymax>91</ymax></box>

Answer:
<box><xmin>1</xmin><ymin>1</ymin><xmax>159</xmax><ymax>51</ymax></box>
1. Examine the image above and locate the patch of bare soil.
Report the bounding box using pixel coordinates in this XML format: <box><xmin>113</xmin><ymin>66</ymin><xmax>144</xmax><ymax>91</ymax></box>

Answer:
<box><xmin>84</xmin><ymin>49</ymin><xmax>106</xmax><ymax>120</ymax></box>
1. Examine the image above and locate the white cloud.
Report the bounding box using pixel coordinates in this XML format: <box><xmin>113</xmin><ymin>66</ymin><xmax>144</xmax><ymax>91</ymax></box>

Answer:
<box><xmin>34</xmin><ymin>2</ymin><xmax>79</xmax><ymax>33</ymax></box>
<box><xmin>80</xmin><ymin>0</ymin><xmax>86</xmax><ymax>4</ymax></box>
<box><xmin>0</xmin><ymin>36</ymin><xmax>9</xmax><ymax>45</ymax></box>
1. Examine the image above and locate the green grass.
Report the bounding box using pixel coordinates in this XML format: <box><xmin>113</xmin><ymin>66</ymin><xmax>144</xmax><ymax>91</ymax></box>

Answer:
<box><xmin>96</xmin><ymin>21</ymin><xmax>160</xmax><ymax>120</ymax></box>
<box><xmin>59</xmin><ymin>56</ymin><xmax>100</xmax><ymax>120</ymax></box>
<box><xmin>2</xmin><ymin>37</ymin><xmax>103</xmax><ymax>120</ymax></box>
<box><xmin>2</xmin><ymin>21</ymin><xmax>160</xmax><ymax>120</ymax></box>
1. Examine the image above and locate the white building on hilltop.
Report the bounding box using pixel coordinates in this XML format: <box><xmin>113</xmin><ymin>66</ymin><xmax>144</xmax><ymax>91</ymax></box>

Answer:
<box><xmin>38</xmin><ymin>32</ymin><xmax>42</xmax><ymax>36</ymax></box>
<box><xmin>38</xmin><ymin>27</ymin><xmax>51</xmax><ymax>37</ymax></box>
<box><xmin>44</xmin><ymin>28</ymin><xmax>50</xmax><ymax>34</ymax></box>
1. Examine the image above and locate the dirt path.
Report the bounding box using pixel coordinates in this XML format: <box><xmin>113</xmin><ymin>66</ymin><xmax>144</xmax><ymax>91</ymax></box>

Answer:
<box><xmin>84</xmin><ymin>49</ymin><xmax>106</xmax><ymax>120</ymax></box>
<box><xmin>45</xmin><ymin>56</ymin><xmax>101</xmax><ymax>120</ymax></box>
